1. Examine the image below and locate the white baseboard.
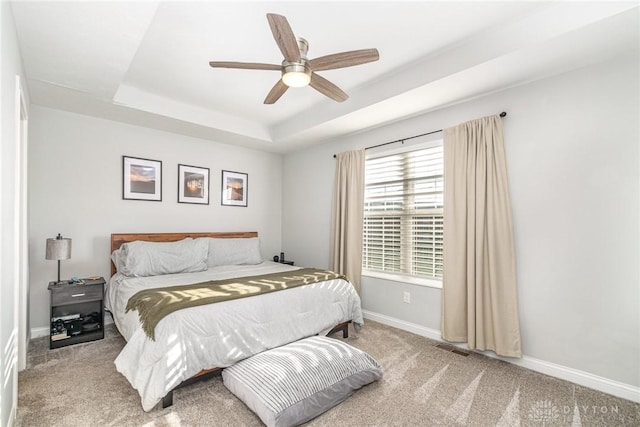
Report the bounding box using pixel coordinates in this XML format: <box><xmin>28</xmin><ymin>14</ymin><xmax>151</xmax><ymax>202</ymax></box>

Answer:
<box><xmin>362</xmin><ymin>309</ymin><xmax>640</xmax><ymax>403</ymax></box>
<box><xmin>30</xmin><ymin>326</ymin><xmax>49</xmax><ymax>339</ymax></box>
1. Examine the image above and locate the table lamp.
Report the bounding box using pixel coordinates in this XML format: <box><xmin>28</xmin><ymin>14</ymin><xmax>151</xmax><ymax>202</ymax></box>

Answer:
<box><xmin>46</xmin><ymin>233</ymin><xmax>72</xmax><ymax>284</ymax></box>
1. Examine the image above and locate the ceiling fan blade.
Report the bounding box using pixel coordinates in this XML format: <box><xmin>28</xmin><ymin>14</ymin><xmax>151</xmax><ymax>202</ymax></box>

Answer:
<box><xmin>309</xmin><ymin>73</ymin><xmax>348</xmax><ymax>102</ymax></box>
<box><xmin>266</xmin><ymin>13</ymin><xmax>300</xmax><ymax>63</ymax></box>
<box><xmin>309</xmin><ymin>49</ymin><xmax>380</xmax><ymax>71</ymax></box>
<box><xmin>264</xmin><ymin>79</ymin><xmax>289</xmax><ymax>104</ymax></box>
<box><xmin>209</xmin><ymin>61</ymin><xmax>281</xmax><ymax>71</ymax></box>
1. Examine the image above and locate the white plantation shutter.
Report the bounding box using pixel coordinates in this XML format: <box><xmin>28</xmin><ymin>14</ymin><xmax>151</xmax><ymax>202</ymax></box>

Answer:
<box><xmin>363</xmin><ymin>144</ymin><xmax>444</xmax><ymax>280</ymax></box>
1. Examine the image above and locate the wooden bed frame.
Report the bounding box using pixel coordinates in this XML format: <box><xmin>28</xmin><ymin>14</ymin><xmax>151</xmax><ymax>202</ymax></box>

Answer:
<box><xmin>109</xmin><ymin>231</ymin><xmax>350</xmax><ymax>409</ymax></box>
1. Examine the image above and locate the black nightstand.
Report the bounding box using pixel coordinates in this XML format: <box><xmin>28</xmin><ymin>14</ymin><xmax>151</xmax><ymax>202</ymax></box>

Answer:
<box><xmin>48</xmin><ymin>277</ymin><xmax>105</xmax><ymax>349</ymax></box>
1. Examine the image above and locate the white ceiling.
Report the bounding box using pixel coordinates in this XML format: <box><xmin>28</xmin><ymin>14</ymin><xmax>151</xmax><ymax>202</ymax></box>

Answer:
<box><xmin>11</xmin><ymin>1</ymin><xmax>639</xmax><ymax>153</ymax></box>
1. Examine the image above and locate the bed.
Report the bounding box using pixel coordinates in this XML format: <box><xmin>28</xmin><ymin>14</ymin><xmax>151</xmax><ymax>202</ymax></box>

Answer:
<box><xmin>106</xmin><ymin>232</ymin><xmax>363</xmax><ymax>411</ymax></box>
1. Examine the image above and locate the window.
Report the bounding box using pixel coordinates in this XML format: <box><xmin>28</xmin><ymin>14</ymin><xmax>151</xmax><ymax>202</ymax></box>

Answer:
<box><xmin>362</xmin><ymin>142</ymin><xmax>443</xmax><ymax>285</ymax></box>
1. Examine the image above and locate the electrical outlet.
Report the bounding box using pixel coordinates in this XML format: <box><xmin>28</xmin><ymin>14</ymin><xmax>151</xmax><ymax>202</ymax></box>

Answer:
<box><xmin>403</xmin><ymin>291</ymin><xmax>411</xmax><ymax>304</ymax></box>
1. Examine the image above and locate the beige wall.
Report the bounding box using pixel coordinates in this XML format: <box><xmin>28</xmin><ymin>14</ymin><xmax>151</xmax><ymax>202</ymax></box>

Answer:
<box><xmin>282</xmin><ymin>55</ymin><xmax>640</xmax><ymax>391</ymax></box>
<box><xmin>28</xmin><ymin>106</ymin><xmax>284</xmax><ymax>332</ymax></box>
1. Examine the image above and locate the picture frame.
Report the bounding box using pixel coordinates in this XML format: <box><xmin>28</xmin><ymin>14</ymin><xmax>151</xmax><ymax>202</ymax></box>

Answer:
<box><xmin>122</xmin><ymin>156</ymin><xmax>162</xmax><ymax>201</ymax></box>
<box><xmin>221</xmin><ymin>170</ymin><xmax>248</xmax><ymax>207</ymax></box>
<box><xmin>178</xmin><ymin>164</ymin><xmax>210</xmax><ymax>205</ymax></box>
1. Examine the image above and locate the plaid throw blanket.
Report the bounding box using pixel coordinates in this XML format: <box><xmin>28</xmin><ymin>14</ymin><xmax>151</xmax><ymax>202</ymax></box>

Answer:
<box><xmin>126</xmin><ymin>268</ymin><xmax>347</xmax><ymax>340</ymax></box>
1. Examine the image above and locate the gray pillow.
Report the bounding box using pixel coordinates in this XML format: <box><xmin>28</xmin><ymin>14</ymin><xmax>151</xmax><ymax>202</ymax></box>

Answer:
<box><xmin>117</xmin><ymin>238</ymin><xmax>208</xmax><ymax>277</ymax></box>
<box><xmin>202</xmin><ymin>237</ymin><xmax>262</xmax><ymax>267</ymax></box>
<box><xmin>222</xmin><ymin>336</ymin><xmax>382</xmax><ymax>427</ymax></box>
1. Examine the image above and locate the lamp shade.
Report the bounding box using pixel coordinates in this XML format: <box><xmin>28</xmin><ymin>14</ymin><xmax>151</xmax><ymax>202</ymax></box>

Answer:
<box><xmin>45</xmin><ymin>235</ymin><xmax>72</xmax><ymax>261</ymax></box>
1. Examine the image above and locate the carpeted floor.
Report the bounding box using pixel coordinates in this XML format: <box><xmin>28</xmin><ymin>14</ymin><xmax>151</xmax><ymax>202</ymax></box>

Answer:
<box><xmin>17</xmin><ymin>320</ymin><xmax>639</xmax><ymax>426</ymax></box>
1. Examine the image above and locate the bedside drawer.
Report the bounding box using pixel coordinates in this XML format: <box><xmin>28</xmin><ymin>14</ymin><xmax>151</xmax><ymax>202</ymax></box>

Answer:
<box><xmin>51</xmin><ymin>285</ymin><xmax>103</xmax><ymax>305</ymax></box>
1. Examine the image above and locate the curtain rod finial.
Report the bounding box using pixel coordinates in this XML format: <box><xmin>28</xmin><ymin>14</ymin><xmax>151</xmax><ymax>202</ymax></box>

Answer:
<box><xmin>500</xmin><ymin>112</ymin><xmax>507</xmax><ymax>117</ymax></box>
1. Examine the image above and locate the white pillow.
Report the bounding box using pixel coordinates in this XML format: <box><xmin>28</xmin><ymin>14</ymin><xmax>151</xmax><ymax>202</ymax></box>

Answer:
<box><xmin>223</xmin><ymin>336</ymin><xmax>382</xmax><ymax>427</ymax></box>
<box><xmin>111</xmin><ymin>249</ymin><xmax>125</xmax><ymax>273</ymax></box>
<box><xmin>117</xmin><ymin>238</ymin><xmax>208</xmax><ymax>277</ymax></box>
<box><xmin>202</xmin><ymin>237</ymin><xmax>262</xmax><ymax>267</ymax></box>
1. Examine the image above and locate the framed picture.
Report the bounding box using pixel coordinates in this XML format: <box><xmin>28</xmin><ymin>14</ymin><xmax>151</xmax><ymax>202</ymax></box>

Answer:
<box><xmin>221</xmin><ymin>170</ymin><xmax>248</xmax><ymax>207</ymax></box>
<box><xmin>178</xmin><ymin>164</ymin><xmax>210</xmax><ymax>205</ymax></box>
<box><xmin>122</xmin><ymin>156</ymin><xmax>162</xmax><ymax>201</ymax></box>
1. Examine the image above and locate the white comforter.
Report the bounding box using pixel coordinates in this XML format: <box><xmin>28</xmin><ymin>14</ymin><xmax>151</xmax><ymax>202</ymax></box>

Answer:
<box><xmin>106</xmin><ymin>262</ymin><xmax>363</xmax><ymax>411</ymax></box>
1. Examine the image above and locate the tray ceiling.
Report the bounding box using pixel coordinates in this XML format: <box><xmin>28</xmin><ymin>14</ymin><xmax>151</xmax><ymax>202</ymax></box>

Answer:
<box><xmin>11</xmin><ymin>1</ymin><xmax>639</xmax><ymax>152</ymax></box>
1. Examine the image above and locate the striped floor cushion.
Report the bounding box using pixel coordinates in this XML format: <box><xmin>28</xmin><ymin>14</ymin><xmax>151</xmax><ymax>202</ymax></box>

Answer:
<box><xmin>222</xmin><ymin>335</ymin><xmax>382</xmax><ymax>427</ymax></box>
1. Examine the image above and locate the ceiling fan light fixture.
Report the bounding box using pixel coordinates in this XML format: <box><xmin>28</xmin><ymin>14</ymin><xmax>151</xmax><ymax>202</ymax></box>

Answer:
<box><xmin>209</xmin><ymin>14</ymin><xmax>379</xmax><ymax>103</ymax></box>
<box><xmin>282</xmin><ymin>71</ymin><xmax>311</xmax><ymax>87</ymax></box>
<box><xmin>282</xmin><ymin>62</ymin><xmax>311</xmax><ymax>87</ymax></box>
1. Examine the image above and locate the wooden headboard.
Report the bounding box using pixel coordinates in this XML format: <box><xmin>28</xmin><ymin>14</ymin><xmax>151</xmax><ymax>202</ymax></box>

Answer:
<box><xmin>110</xmin><ymin>231</ymin><xmax>258</xmax><ymax>276</ymax></box>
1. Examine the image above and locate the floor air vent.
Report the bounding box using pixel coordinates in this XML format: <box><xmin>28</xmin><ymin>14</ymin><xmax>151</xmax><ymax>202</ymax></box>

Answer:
<box><xmin>435</xmin><ymin>343</ymin><xmax>470</xmax><ymax>357</ymax></box>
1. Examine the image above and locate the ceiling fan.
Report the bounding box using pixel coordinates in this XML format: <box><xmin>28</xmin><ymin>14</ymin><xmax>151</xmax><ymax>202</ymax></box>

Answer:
<box><xmin>209</xmin><ymin>13</ymin><xmax>380</xmax><ymax>104</ymax></box>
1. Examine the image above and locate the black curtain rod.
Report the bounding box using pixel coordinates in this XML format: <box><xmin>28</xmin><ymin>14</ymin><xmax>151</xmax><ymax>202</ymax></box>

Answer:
<box><xmin>333</xmin><ymin>111</ymin><xmax>507</xmax><ymax>158</ymax></box>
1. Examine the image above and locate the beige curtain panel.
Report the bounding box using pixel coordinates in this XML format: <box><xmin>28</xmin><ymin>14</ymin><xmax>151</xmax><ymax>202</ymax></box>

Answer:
<box><xmin>441</xmin><ymin>114</ymin><xmax>522</xmax><ymax>358</ymax></box>
<box><xmin>330</xmin><ymin>149</ymin><xmax>365</xmax><ymax>294</ymax></box>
